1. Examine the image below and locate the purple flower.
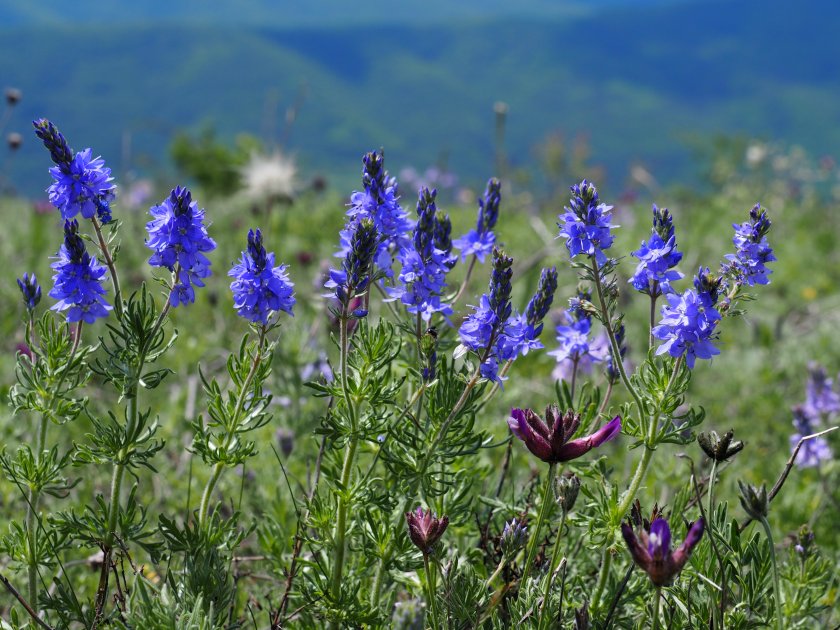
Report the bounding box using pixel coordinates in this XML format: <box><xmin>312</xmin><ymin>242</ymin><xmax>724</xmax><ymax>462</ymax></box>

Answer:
<box><xmin>389</xmin><ymin>188</ymin><xmax>454</xmax><ymax>320</ymax></box>
<box><xmin>622</xmin><ymin>518</ymin><xmax>704</xmax><ymax>586</ymax></box>
<box><xmin>629</xmin><ymin>205</ymin><xmax>683</xmax><ymax>296</ymax></box>
<box><xmin>507</xmin><ymin>405</ymin><xmax>621</xmax><ymax>464</ymax></box>
<box><xmin>405</xmin><ymin>506</ymin><xmax>449</xmax><ymax>554</ymax></box>
<box><xmin>549</xmin><ymin>292</ymin><xmax>607</xmax><ymax>372</ymax></box>
<box><xmin>725</xmin><ymin>204</ymin><xmax>775</xmax><ymax>286</ymax></box>
<box><xmin>790</xmin><ymin>405</ymin><xmax>833</xmax><ymax>468</ymax></box>
<box><xmin>49</xmin><ymin>220</ymin><xmax>112</xmax><ymax>324</ymax></box>
<box><xmin>33</xmin><ymin>119</ymin><xmax>115</xmax><ymax>223</ymax></box>
<box><xmin>804</xmin><ymin>363</ymin><xmax>840</xmax><ymax>420</ymax></box>
<box><xmin>337</xmin><ymin>151</ymin><xmax>412</xmax><ymax>277</ymax></box>
<box><xmin>229</xmin><ymin>229</ymin><xmax>295</xmax><ymax>325</ymax></box>
<box><xmin>146</xmin><ymin>187</ymin><xmax>216</xmax><ymax>307</ymax></box>
<box><xmin>557</xmin><ymin>179</ymin><xmax>616</xmax><ymax>265</ymax></box>
<box><xmin>453</xmin><ymin>178</ymin><xmax>501</xmax><ymax>262</ymax></box>
<box><xmin>17</xmin><ymin>273</ymin><xmax>42</xmax><ymax>312</ymax></box>
<box><xmin>326</xmin><ymin>218</ymin><xmax>379</xmax><ymax>307</ymax></box>
<box><xmin>694</xmin><ymin>267</ymin><xmax>724</xmax><ymax>309</ymax></box>
<box><xmin>652</xmin><ymin>289</ymin><xmax>721</xmax><ymax>369</ymax></box>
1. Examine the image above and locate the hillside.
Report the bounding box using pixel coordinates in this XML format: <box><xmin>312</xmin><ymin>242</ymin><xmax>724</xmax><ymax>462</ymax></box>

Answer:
<box><xmin>2</xmin><ymin>0</ymin><xmax>839</xmax><ymax>196</ymax></box>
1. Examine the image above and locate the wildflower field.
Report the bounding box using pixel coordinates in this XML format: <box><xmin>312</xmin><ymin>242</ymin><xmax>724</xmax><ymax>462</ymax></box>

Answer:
<box><xmin>0</xmin><ymin>109</ymin><xmax>839</xmax><ymax>629</ymax></box>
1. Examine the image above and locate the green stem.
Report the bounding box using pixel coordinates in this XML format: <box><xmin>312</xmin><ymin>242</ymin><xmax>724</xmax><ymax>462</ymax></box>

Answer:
<box><xmin>707</xmin><ymin>460</ymin><xmax>718</xmax><ymax>541</ymax></box>
<box><xmin>590</xmin><ymin>548</ymin><xmax>612</xmax><ymax>612</ymax></box>
<box><xmin>651</xmin><ymin>586</ymin><xmax>661</xmax><ymax>630</ymax></box>
<box><xmin>590</xmin><ymin>258</ymin><xmax>644</xmax><ymax>415</ymax></box>
<box><xmin>91</xmin><ymin>217</ymin><xmax>123</xmax><ymax>320</ymax></box>
<box><xmin>197</xmin><ymin>326</ymin><xmax>266</xmax><ymax>526</ymax></box>
<box><xmin>25</xmin><ymin>416</ymin><xmax>49</xmax><ymax>614</ymax></box>
<box><xmin>369</xmin><ymin>549</ymin><xmax>390</xmax><ymax>608</ymax></box>
<box><xmin>450</xmin><ymin>255</ymin><xmax>478</xmax><ymax>307</ymax></box>
<box><xmin>649</xmin><ymin>293</ymin><xmax>658</xmax><ymax>351</ymax></box>
<box><xmin>538</xmin><ymin>510</ymin><xmax>567</xmax><ymax>629</ymax></box>
<box><xmin>485</xmin><ymin>558</ymin><xmax>507</xmax><ymax>587</ymax></box>
<box><xmin>759</xmin><ymin>516</ymin><xmax>784</xmax><ymax>630</ymax></box>
<box><xmin>423</xmin><ymin>554</ymin><xmax>439</xmax><ymax>629</ymax></box>
<box><xmin>329</xmin><ymin>309</ymin><xmax>360</xmax><ymax>625</ymax></box>
<box><xmin>519</xmin><ymin>463</ymin><xmax>557</xmax><ymax>588</ymax></box>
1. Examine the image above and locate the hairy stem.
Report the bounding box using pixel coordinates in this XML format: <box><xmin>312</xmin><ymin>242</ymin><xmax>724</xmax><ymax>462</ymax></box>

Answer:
<box><xmin>538</xmin><ymin>509</ymin><xmax>568</xmax><ymax>629</ymax></box>
<box><xmin>25</xmin><ymin>415</ymin><xmax>49</xmax><ymax>615</ymax></box>
<box><xmin>423</xmin><ymin>554</ymin><xmax>439</xmax><ymax>629</ymax></box>
<box><xmin>519</xmin><ymin>463</ymin><xmax>557</xmax><ymax>588</ymax></box>
<box><xmin>651</xmin><ymin>586</ymin><xmax>661</xmax><ymax>630</ymax></box>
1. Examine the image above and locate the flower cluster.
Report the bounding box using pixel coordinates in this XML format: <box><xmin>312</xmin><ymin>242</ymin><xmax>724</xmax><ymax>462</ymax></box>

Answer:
<box><xmin>725</xmin><ymin>204</ymin><xmax>775</xmax><ymax>286</ymax></box>
<box><xmin>652</xmin><ymin>286</ymin><xmax>721</xmax><ymax>369</ymax></box>
<box><xmin>33</xmin><ymin>119</ymin><xmax>115</xmax><ymax>223</ymax></box>
<box><xmin>453</xmin><ymin>178</ymin><xmax>501</xmax><ymax>262</ymax></box>
<box><xmin>17</xmin><ymin>273</ymin><xmax>42</xmax><ymax>313</ymax></box>
<box><xmin>621</xmin><ymin>517</ymin><xmax>704</xmax><ymax>586</ymax></box>
<box><xmin>229</xmin><ymin>229</ymin><xmax>296</xmax><ymax>325</ymax></box>
<box><xmin>146</xmin><ymin>187</ymin><xmax>217</xmax><ymax>307</ymax></box>
<box><xmin>389</xmin><ymin>187</ymin><xmax>455</xmax><ymax>320</ymax></box>
<box><xmin>790</xmin><ymin>364</ymin><xmax>837</xmax><ymax>468</ymax></box>
<box><xmin>338</xmin><ymin>151</ymin><xmax>412</xmax><ymax>276</ymax></box>
<box><xmin>499</xmin><ymin>266</ymin><xmax>558</xmax><ymax>359</ymax></box>
<box><xmin>508</xmin><ymin>405</ymin><xmax>621</xmax><ymax>464</ymax></box>
<box><xmin>549</xmin><ymin>291</ymin><xmax>607</xmax><ymax>377</ymax></box>
<box><xmin>49</xmin><ymin>220</ymin><xmax>112</xmax><ymax>323</ymax></box>
<box><xmin>557</xmin><ymin>179</ymin><xmax>615</xmax><ymax>265</ymax></box>
<box><xmin>326</xmin><ymin>218</ymin><xmax>380</xmax><ymax>314</ymax></box>
<box><xmin>629</xmin><ymin>205</ymin><xmax>684</xmax><ymax>296</ymax></box>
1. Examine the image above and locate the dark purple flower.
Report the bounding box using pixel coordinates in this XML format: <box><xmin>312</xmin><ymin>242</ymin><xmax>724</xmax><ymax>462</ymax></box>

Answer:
<box><xmin>405</xmin><ymin>506</ymin><xmax>449</xmax><ymax>554</ymax></box>
<box><xmin>507</xmin><ymin>406</ymin><xmax>621</xmax><ymax>464</ymax></box>
<box><xmin>621</xmin><ymin>517</ymin><xmax>704</xmax><ymax>586</ymax></box>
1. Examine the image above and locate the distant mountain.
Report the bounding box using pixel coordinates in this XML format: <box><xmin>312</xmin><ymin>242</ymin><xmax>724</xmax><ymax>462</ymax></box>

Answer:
<box><xmin>2</xmin><ymin>0</ymin><xmax>839</xmax><ymax>196</ymax></box>
<box><xmin>0</xmin><ymin>0</ymin><xmax>685</xmax><ymax>27</ymax></box>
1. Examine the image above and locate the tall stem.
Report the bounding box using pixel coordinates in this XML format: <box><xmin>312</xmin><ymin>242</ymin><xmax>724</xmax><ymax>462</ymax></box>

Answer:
<box><xmin>590</xmin><ymin>548</ymin><xmax>612</xmax><ymax>612</ymax></box>
<box><xmin>328</xmin><ymin>308</ymin><xmax>360</xmax><ymax>624</ymax></box>
<box><xmin>759</xmin><ymin>516</ymin><xmax>784</xmax><ymax>630</ymax></box>
<box><xmin>25</xmin><ymin>415</ymin><xmax>49</xmax><ymax>614</ymax></box>
<box><xmin>91</xmin><ymin>217</ymin><xmax>123</xmax><ymax>319</ymax></box>
<box><xmin>423</xmin><ymin>554</ymin><xmax>439</xmax><ymax>629</ymax></box>
<box><xmin>651</xmin><ymin>586</ymin><xmax>661</xmax><ymax>630</ymax></box>
<box><xmin>519</xmin><ymin>463</ymin><xmax>557</xmax><ymax>588</ymax></box>
<box><xmin>198</xmin><ymin>327</ymin><xmax>266</xmax><ymax>526</ymax></box>
<box><xmin>538</xmin><ymin>510</ymin><xmax>568</xmax><ymax>629</ymax></box>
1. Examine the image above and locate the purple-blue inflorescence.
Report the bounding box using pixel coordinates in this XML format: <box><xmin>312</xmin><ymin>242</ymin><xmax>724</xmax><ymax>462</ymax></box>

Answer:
<box><xmin>389</xmin><ymin>187</ymin><xmax>455</xmax><ymax>321</ymax></box>
<box><xmin>17</xmin><ymin>273</ymin><xmax>42</xmax><ymax>312</ymax></box>
<box><xmin>49</xmin><ymin>220</ymin><xmax>112</xmax><ymax>323</ymax></box>
<box><xmin>557</xmin><ymin>179</ymin><xmax>616</xmax><ymax>266</ymax></box>
<box><xmin>652</xmin><ymin>282</ymin><xmax>721</xmax><ymax>369</ymax></box>
<box><xmin>337</xmin><ymin>151</ymin><xmax>412</xmax><ymax>277</ymax></box>
<box><xmin>33</xmin><ymin>119</ymin><xmax>115</xmax><ymax>223</ymax></box>
<box><xmin>725</xmin><ymin>204</ymin><xmax>775</xmax><ymax>286</ymax></box>
<box><xmin>229</xmin><ymin>228</ymin><xmax>296</xmax><ymax>325</ymax></box>
<box><xmin>549</xmin><ymin>290</ymin><xmax>606</xmax><ymax>375</ymax></box>
<box><xmin>146</xmin><ymin>187</ymin><xmax>216</xmax><ymax>308</ymax></box>
<box><xmin>453</xmin><ymin>178</ymin><xmax>501</xmax><ymax>262</ymax></box>
<box><xmin>326</xmin><ymin>218</ymin><xmax>379</xmax><ymax>315</ymax></box>
<box><xmin>499</xmin><ymin>267</ymin><xmax>558</xmax><ymax>360</ymax></box>
<box><xmin>790</xmin><ymin>364</ymin><xmax>838</xmax><ymax>468</ymax></box>
<box><xmin>629</xmin><ymin>205</ymin><xmax>684</xmax><ymax>296</ymax></box>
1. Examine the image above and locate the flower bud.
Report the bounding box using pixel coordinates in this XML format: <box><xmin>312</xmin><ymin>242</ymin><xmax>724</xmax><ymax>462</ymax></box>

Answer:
<box><xmin>697</xmin><ymin>429</ymin><xmax>744</xmax><ymax>462</ymax></box>
<box><xmin>500</xmin><ymin>519</ymin><xmax>528</xmax><ymax>558</ymax></box>
<box><xmin>738</xmin><ymin>481</ymin><xmax>768</xmax><ymax>520</ymax></box>
<box><xmin>405</xmin><ymin>506</ymin><xmax>449</xmax><ymax>554</ymax></box>
<box><xmin>554</xmin><ymin>473</ymin><xmax>581</xmax><ymax>512</ymax></box>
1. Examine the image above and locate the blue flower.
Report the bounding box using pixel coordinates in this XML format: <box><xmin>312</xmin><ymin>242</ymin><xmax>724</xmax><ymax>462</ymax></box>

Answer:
<box><xmin>453</xmin><ymin>178</ymin><xmax>501</xmax><ymax>262</ymax></box>
<box><xmin>229</xmin><ymin>229</ymin><xmax>296</xmax><ymax>325</ymax></box>
<box><xmin>337</xmin><ymin>151</ymin><xmax>412</xmax><ymax>277</ymax></box>
<box><xmin>548</xmin><ymin>292</ymin><xmax>605</xmax><ymax>369</ymax></box>
<box><xmin>33</xmin><ymin>119</ymin><xmax>116</xmax><ymax>223</ymax></box>
<box><xmin>804</xmin><ymin>363</ymin><xmax>840</xmax><ymax>420</ymax></box>
<box><xmin>790</xmin><ymin>405</ymin><xmax>833</xmax><ymax>468</ymax></box>
<box><xmin>326</xmin><ymin>218</ymin><xmax>379</xmax><ymax>306</ymax></box>
<box><xmin>693</xmin><ymin>267</ymin><xmax>723</xmax><ymax>309</ymax></box>
<box><xmin>499</xmin><ymin>266</ymin><xmax>558</xmax><ymax>359</ymax></box>
<box><xmin>652</xmin><ymin>289</ymin><xmax>721</xmax><ymax>369</ymax></box>
<box><xmin>49</xmin><ymin>220</ymin><xmax>112</xmax><ymax>323</ymax></box>
<box><xmin>725</xmin><ymin>204</ymin><xmax>775</xmax><ymax>286</ymax></box>
<box><xmin>389</xmin><ymin>188</ymin><xmax>454</xmax><ymax>321</ymax></box>
<box><xmin>17</xmin><ymin>273</ymin><xmax>42</xmax><ymax>312</ymax></box>
<box><xmin>630</xmin><ymin>205</ymin><xmax>683</xmax><ymax>296</ymax></box>
<box><xmin>146</xmin><ymin>187</ymin><xmax>216</xmax><ymax>307</ymax></box>
<box><xmin>557</xmin><ymin>179</ymin><xmax>615</xmax><ymax>265</ymax></box>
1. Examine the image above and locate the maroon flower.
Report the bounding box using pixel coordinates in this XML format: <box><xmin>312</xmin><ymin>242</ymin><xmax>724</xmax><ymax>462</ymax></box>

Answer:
<box><xmin>621</xmin><ymin>517</ymin><xmax>704</xmax><ymax>586</ymax></box>
<box><xmin>405</xmin><ymin>506</ymin><xmax>449</xmax><ymax>554</ymax></box>
<box><xmin>507</xmin><ymin>405</ymin><xmax>621</xmax><ymax>464</ymax></box>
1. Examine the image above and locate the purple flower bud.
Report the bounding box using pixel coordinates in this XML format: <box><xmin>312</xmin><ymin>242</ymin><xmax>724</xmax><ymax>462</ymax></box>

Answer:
<box><xmin>621</xmin><ymin>517</ymin><xmax>704</xmax><ymax>586</ymax></box>
<box><xmin>507</xmin><ymin>406</ymin><xmax>621</xmax><ymax>464</ymax></box>
<box><xmin>405</xmin><ymin>506</ymin><xmax>449</xmax><ymax>554</ymax></box>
